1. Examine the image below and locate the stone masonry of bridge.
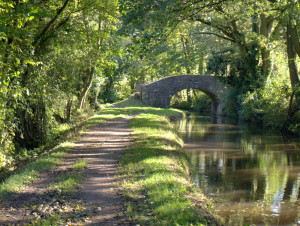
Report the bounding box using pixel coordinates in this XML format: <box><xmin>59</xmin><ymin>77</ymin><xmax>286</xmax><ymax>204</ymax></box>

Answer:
<box><xmin>137</xmin><ymin>75</ymin><xmax>227</xmax><ymax>115</ymax></box>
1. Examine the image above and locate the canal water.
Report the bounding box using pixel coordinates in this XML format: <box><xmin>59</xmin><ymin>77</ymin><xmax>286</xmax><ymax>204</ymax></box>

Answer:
<box><xmin>175</xmin><ymin>113</ymin><xmax>300</xmax><ymax>225</ymax></box>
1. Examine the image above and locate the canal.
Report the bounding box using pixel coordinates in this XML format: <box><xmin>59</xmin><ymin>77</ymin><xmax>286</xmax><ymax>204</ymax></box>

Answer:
<box><xmin>175</xmin><ymin>113</ymin><xmax>300</xmax><ymax>225</ymax></box>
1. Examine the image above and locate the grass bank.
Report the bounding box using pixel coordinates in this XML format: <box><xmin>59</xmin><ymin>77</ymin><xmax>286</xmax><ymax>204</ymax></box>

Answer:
<box><xmin>116</xmin><ymin>97</ymin><xmax>222</xmax><ymax>225</ymax></box>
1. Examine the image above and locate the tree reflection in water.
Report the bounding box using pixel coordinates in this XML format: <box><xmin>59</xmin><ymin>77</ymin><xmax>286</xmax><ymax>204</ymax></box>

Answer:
<box><xmin>175</xmin><ymin>114</ymin><xmax>300</xmax><ymax>225</ymax></box>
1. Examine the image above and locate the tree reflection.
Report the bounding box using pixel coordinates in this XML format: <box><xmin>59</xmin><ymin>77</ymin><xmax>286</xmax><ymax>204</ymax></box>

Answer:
<box><xmin>175</xmin><ymin>113</ymin><xmax>300</xmax><ymax>224</ymax></box>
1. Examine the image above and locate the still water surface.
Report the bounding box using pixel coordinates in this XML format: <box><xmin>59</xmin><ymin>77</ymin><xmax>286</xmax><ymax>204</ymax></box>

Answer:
<box><xmin>175</xmin><ymin>114</ymin><xmax>300</xmax><ymax>225</ymax></box>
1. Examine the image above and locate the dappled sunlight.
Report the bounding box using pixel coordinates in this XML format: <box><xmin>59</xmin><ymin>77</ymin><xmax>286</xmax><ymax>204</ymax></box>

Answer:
<box><xmin>0</xmin><ymin>149</ymin><xmax>66</xmax><ymax>198</ymax></box>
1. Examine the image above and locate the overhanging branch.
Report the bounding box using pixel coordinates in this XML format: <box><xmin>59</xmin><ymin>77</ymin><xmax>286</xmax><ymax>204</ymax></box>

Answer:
<box><xmin>33</xmin><ymin>0</ymin><xmax>70</xmax><ymax>48</ymax></box>
<box><xmin>194</xmin><ymin>32</ymin><xmax>235</xmax><ymax>42</ymax></box>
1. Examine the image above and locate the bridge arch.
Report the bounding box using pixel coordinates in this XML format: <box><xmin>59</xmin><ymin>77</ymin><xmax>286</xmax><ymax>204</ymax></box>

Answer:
<box><xmin>138</xmin><ymin>75</ymin><xmax>227</xmax><ymax>115</ymax></box>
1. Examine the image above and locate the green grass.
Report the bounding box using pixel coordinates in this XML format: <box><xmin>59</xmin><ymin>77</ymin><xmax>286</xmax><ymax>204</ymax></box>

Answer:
<box><xmin>0</xmin><ymin>102</ymin><xmax>141</xmax><ymax>200</ymax></box>
<box><xmin>45</xmin><ymin>160</ymin><xmax>88</xmax><ymax>195</ymax></box>
<box><xmin>0</xmin><ymin>144</ymin><xmax>69</xmax><ymax>199</ymax></box>
<box><xmin>49</xmin><ymin>173</ymin><xmax>83</xmax><ymax>195</ymax></box>
<box><xmin>0</xmin><ymin>96</ymin><xmax>221</xmax><ymax>225</ymax></box>
<box><xmin>116</xmin><ymin>99</ymin><xmax>221</xmax><ymax>225</ymax></box>
<box><xmin>71</xmin><ymin>159</ymin><xmax>88</xmax><ymax>170</ymax></box>
<box><xmin>31</xmin><ymin>213</ymin><xmax>62</xmax><ymax>225</ymax></box>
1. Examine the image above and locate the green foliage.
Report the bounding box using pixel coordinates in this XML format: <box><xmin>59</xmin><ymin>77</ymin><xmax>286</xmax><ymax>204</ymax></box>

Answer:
<box><xmin>113</xmin><ymin>77</ymin><xmax>133</xmax><ymax>100</ymax></box>
<box><xmin>118</xmin><ymin>0</ymin><xmax>300</xmax><ymax>134</ymax></box>
<box><xmin>170</xmin><ymin>89</ymin><xmax>212</xmax><ymax>113</ymax></box>
<box><xmin>240</xmin><ymin>74</ymin><xmax>292</xmax><ymax>129</ymax></box>
<box><xmin>0</xmin><ymin>0</ymin><xmax>299</xmax><ymax>175</ymax></box>
<box><xmin>0</xmin><ymin>0</ymin><xmax>121</xmax><ymax>167</ymax></box>
<box><xmin>207</xmin><ymin>48</ymin><xmax>264</xmax><ymax>93</ymax></box>
<box><xmin>222</xmin><ymin>88</ymin><xmax>240</xmax><ymax>118</ymax></box>
<box><xmin>192</xmin><ymin>94</ymin><xmax>212</xmax><ymax>113</ymax></box>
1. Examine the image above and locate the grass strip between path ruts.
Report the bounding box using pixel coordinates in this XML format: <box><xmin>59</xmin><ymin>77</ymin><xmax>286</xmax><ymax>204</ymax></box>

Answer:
<box><xmin>117</xmin><ymin>100</ymin><xmax>222</xmax><ymax>225</ymax></box>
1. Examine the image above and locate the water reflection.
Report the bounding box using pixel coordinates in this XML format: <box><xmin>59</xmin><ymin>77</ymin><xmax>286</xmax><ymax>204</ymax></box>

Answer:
<box><xmin>175</xmin><ymin>114</ymin><xmax>300</xmax><ymax>225</ymax></box>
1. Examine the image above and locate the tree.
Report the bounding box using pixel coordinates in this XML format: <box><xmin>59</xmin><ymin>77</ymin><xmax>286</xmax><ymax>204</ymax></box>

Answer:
<box><xmin>120</xmin><ymin>0</ymin><xmax>282</xmax><ymax>89</ymax></box>
<box><xmin>0</xmin><ymin>0</ymin><xmax>119</xmax><ymax>162</ymax></box>
<box><xmin>285</xmin><ymin>1</ymin><xmax>300</xmax><ymax>110</ymax></box>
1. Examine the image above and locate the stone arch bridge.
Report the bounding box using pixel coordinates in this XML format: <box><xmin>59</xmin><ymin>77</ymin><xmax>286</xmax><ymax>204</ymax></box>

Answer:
<box><xmin>137</xmin><ymin>75</ymin><xmax>227</xmax><ymax>115</ymax></box>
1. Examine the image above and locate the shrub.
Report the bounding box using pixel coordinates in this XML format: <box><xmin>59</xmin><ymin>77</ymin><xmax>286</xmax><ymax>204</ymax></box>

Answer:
<box><xmin>240</xmin><ymin>74</ymin><xmax>291</xmax><ymax>129</ymax></box>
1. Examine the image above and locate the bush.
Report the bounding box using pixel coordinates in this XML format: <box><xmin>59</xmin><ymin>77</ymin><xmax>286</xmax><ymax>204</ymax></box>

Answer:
<box><xmin>240</xmin><ymin>74</ymin><xmax>291</xmax><ymax>129</ymax></box>
<box><xmin>192</xmin><ymin>93</ymin><xmax>211</xmax><ymax>113</ymax></box>
<box><xmin>175</xmin><ymin>100</ymin><xmax>192</xmax><ymax>110</ymax></box>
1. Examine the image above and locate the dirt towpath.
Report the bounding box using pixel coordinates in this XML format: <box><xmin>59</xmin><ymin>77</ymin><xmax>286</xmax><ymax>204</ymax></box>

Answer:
<box><xmin>0</xmin><ymin>114</ymin><xmax>137</xmax><ymax>225</ymax></box>
<box><xmin>70</xmin><ymin>114</ymin><xmax>137</xmax><ymax>225</ymax></box>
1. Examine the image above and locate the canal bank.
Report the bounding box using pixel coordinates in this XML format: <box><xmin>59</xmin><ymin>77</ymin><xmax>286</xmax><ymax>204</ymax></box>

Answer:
<box><xmin>115</xmin><ymin>97</ymin><xmax>222</xmax><ymax>225</ymax></box>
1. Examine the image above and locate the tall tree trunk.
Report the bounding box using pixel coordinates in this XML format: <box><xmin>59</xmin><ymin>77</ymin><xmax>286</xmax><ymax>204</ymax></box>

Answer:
<box><xmin>251</xmin><ymin>14</ymin><xmax>259</xmax><ymax>65</ymax></box>
<box><xmin>237</xmin><ymin>42</ymin><xmax>251</xmax><ymax>66</ymax></box>
<box><xmin>14</xmin><ymin>0</ymin><xmax>71</xmax><ymax>148</ymax></box>
<box><xmin>260</xmin><ymin>14</ymin><xmax>274</xmax><ymax>77</ymax></box>
<box><xmin>287</xmin><ymin>19</ymin><xmax>300</xmax><ymax>109</ymax></box>
<box><xmin>79</xmin><ymin>67</ymin><xmax>95</xmax><ymax>109</ymax></box>
<box><xmin>181</xmin><ymin>36</ymin><xmax>192</xmax><ymax>74</ymax></box>
<box><xmin>290</xmin><ymin>22</ymin><xmax>300</xmax><ymax>57</ymax></box>
<box><xmin>66</xmin><ymin>98</ymin><xmax>72</xmax><ymax>122</ymax></box>
<box><xmin>261</xmin><ymin>47</ymin><xmax>271</xmax><ymax>76</ymax></box>
<box><xmin>181</xmin><ymin>36</ymin><xmax>192</xmax><ymax>102</ymax></box>
<box><xmin>33</xmin><ymin>0</ymin><xmax>70</xmax><ymax>49</ymax></box>
<box><xmin>93</xmin><ymin>91</ymin><xmax>99</xmax><ymax>106</ymax></box>
<box><xmin>198</xmin><ymin>55</ymin><xmax>204</xmax><ymax>74</ymax></box>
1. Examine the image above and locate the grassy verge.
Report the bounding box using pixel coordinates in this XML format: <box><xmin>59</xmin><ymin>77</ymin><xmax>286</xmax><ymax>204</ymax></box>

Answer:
<box><xmin>0</xmin><ymin>144</ymin><xmax>69</xmax><ymax>199</ymax></box>
<box><xmin>0</xmin><ymin>102</ymin><xmax>140</xmax><ymax>180</ymax></box>
<box><xmin>0</xmin><ymin>103</ymin><xmax>143</xmax><ymax>195</ymax></box>
<box><xmin>116</xmin><ymin>97</ymin><xmax>222</xmax><ymax>225</ymax></box>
